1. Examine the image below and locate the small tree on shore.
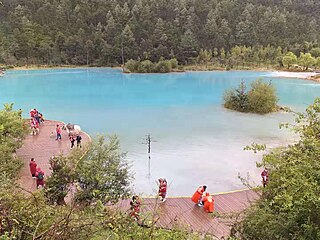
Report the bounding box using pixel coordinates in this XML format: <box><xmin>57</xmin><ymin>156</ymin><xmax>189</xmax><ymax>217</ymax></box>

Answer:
<box><xmin>282</xmin><ymin>51</ymin><xmax>297</xmax><ymax>69</ymax></box>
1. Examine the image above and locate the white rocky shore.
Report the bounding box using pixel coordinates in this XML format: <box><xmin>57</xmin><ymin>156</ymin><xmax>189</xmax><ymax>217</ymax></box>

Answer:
<box><xmin>269</xmin><ymin>71</ymin><xmax>318</xmax><ymax>79</ymax></box>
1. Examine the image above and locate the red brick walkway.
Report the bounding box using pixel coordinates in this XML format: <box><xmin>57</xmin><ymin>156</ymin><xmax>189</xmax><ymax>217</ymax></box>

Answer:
<box><xmin>117</xmin><ymin>189</ymin><xmax>259</xmax><ymax>238</ymax></box>
<box><xmin>17</xmin><ymin>120</ymin><xmax>90</xmax><ymax>191</ymax></box>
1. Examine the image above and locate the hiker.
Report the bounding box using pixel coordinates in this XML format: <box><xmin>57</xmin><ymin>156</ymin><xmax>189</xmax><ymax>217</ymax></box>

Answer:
<box><xmin>261</xmin><ymin>168</ymin><xmax>269</xmax><ymax>187</ymax></box>
<box><xmin>35</xmin><ymin>168</ymin><xmax>45</xmax><ymax>189</ymax></box>
<box><xmin>129</xmin><ymin>195</ymin><xmax>141</xmax><ymax>221</ymax></box>
<box><xmin>203</xmin><ymin>194</ymin><xmax>214</xmax><ymax>213</ymax></box>
<box><xmin>158</xmin><ymin>178</ymin><xmax>167</xmax><ymax>202</ymax></box>
<box><xmin>76</xmin><ymin>135</ymin><xmax>82</xmax><ymax>148</ymax></box>
<box><xmin>191</xmin><ymin>185</ymin><xmax>207</xmax><ymax>205</ymax></box>
<box><xmin>29</xmin><ymin>158</ymin><xmax>37</xmax><ymax>178</ymax></box>
<box><xmin>69</xmin><ymin>135</ymin><xmax>75</xmax><ymax>149</ymax></box>
<box><xmin>56</xmin><ymin>124</ymin><xmax>62</xmax><ymax>141</ymax></box>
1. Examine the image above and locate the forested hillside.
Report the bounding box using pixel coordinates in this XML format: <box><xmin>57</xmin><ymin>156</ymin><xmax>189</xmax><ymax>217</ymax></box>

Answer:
<box><xmin>0</xmin><ymin>0</ymin><xmax>319</xmax><ymax>66</ymax></box>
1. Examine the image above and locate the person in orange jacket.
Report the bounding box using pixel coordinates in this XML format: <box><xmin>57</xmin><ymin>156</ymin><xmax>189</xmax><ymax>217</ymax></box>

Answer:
<box><xmin>203</xmin><ymin>194</ymin><xmax>214</xmax><ymax>213</ymax></box>
<box><xmin>191</xmin><ymin>185</ymin><xmax>207</xmax><ymax>204</ymax></box>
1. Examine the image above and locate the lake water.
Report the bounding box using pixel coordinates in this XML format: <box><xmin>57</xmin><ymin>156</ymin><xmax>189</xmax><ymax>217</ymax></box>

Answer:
<box><xmin>1</xmin><ymin>68</ymin><xmax>319</xmax><ymax>196</ymax></box>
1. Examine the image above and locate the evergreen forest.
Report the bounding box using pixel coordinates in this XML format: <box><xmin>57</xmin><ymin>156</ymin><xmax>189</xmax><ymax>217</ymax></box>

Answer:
<box><xmin>0</xmin><ymin>0</ymin><xmax>320</xmax><ymax>67</ymax></box>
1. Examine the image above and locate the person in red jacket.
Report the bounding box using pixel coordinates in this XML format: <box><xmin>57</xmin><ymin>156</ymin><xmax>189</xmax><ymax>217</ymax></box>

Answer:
<box><xmin>56</xmin><ymin>124</ymin><xmax>62</xmax><ymax>141</ymax></box>
<box><xmin>35</xmin><ymin>168</ymin><xmax>45</xmax><ymax>189</ymax></box>
<box><xmin>191</xmin><ymin>185</ymin><xmax>207</xmax><ymax>204</ymax></box>
<box><xmin>158</xmin><ymin>178</ymin><xmax>167</xmax><ymax>202</ymax></box>
<box><xmin>261</xmin><ymin>168</ymin><xmax>269</xmax><ymax>188</ymax></box>
<box><xmin>129</xmin><ymin>195</ymin><xmax>141</xmax><ymax>221</ymax></box>
<box><xmin>29</xmin><ymin>158</ymin><xmax>37</xmax><ymax>178</ymax></box>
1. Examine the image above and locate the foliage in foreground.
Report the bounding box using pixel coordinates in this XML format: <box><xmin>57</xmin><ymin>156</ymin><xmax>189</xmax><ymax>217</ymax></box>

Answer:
<box><xmin>0</xmin><ymin>104</ymin><xmax>205</xmax><ymax>239</ymax></box>
<box><xmin>224</xmin><ymin>79</ymin><xmax>278</xmax><ymax>114</ymax></box>
<box><xmin>237</xmin><ymin>98</ymin><xmax>320</xmax><ymax>239</ymax></box>
<box><xmin>0</xmin><ymin>104</ymin><xmax>27</xmax><ymax>187</ymax></box>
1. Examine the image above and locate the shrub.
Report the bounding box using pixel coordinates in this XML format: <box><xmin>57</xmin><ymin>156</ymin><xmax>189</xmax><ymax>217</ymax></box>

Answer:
<box><xmin>247</xmin><ymin>79</ymin><xmax>278</xmax><ymax>114</ymax></box>
<box><xmin>223</xmin><ymin>81</ymin><xmax>249</xmax><ymax>112</ymax></box>
<box><xmin>125</xmin><ymin>59</ymin><xmax>139</xmax><ymax>72</ymax></box>
<box><xmin>169</xmin><ymin>58</ymin><xmax>179</xmax><ymax>68</ymax></box>
<box><xmin>156</xmin><ymin>59</ymin><xmax>172</xmax><ymax>73</ymax></box>
<box><xmin>223</xmin><ymin>79</ymin><xmax>278</xmax><ymax>114</ymax></box>
<box><xmin>138</xmin><ymin>60</ymin><xmax>155</xmax><ymax>73</ymax></box>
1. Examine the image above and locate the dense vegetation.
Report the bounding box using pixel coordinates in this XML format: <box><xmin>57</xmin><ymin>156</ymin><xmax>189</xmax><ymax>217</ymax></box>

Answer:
<box><xmin>0</xmin><ymin>0</ymin><xmax>320</xmax><ymax>68</ymax></box>
<box><xmin>125</xmin><ymin>58</ymin><xmax>178</xmax><ymax>73</ymax></box>
<box><xmin>224</xmin><ymin>79</ymin><xmax>278</xmax><ymax>114</ymax></box>
<box><xmin>236</xmin><ymin>98</ymin><xmax>320</xmax><ymax>239</ymax></box>
<box><xmin>0</xmin><ymin>105</ymin><xmax>203</xmax><ymax>240</ymax></box>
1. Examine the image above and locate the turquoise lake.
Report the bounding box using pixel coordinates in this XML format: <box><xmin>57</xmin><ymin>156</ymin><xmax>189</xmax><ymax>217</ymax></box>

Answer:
<box><xmin>1</xmin><ymin>68</ymin><xmax>319</xmax><ymax>196</ymax></box>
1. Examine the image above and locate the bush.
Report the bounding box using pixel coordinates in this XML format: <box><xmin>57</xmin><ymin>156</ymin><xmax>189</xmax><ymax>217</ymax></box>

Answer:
<box><xmin>223</xmin><ymin>79</ymin><xmax>278</xmax><ymax>114</ymax></box>
<box><xmin>156</xmin><ymin>59</ymin><xmax>172</xmax><ymax>73</ymax></box>
<box><xmin>138</xmin><ymin>60</ymin><xmax>155</xmax><ymax>73</ymax></box>
<box><xmin>125</xmin><ymin>58</ymin><xmax>177</xmax><ymax>73</ymax></box>
<box><xmin>223</xmin><ymin>81</ymin><xmax>249</xmax><ymax>112</ymax></box>
<box><xmin>125</xmin><ymin>59</ymin><xmax>139</xmax><ymax>72</ymax></box>
<box><xmin>239</xmin><ymin>98</ymin><xmax>320</xmax><ymax>239</ymax></box>
<box><xmin>169</xmin><ymin>58</ymin><xmax>179</xmax><ymax>68</ymax></box>
<box><xmin>247</xmin><ymin>79</ymin><xmax>278</xmax><ymax>114</ymax></box>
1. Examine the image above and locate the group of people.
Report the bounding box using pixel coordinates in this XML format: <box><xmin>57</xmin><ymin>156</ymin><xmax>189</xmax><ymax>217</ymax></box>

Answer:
<box><xmin>129</xmin><ymin>168</ymin><xmax>270</xmax><ymax>220</ymax></box>
<box><xmin>69</xmin><ymin>134</ymin><xmax>82</xmax><ymax>149</ymax></box>
<box><xmin>30</xmin><ymin>108</ymin><xmax>44</xmax><ymax>135</ymax></box>
<box><xmin>29</xmin><ymin>158</ymin><xmax>45</xmax><ymax>188</ymax></box>
<box><xmin>55</xmin><ymin>123</ymin><xmax>82</xmax><ymax>149</ymax></box>
<box><xmin>191</xmin><ymin>185</ymin><xmax>214</xmax><ymax>213</ymax></box>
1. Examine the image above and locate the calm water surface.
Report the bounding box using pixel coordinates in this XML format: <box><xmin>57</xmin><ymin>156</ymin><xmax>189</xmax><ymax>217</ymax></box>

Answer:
<box><xmin>1</xmin><ymin>68</ymin><xmax>319</xmax><ymax>195</ymax></box>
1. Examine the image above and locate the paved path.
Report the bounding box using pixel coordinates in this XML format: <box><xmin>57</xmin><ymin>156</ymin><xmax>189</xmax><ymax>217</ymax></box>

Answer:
<box><xmin>117</xmin><ymin>189</ymin><xmax>259</xmax><ymax>239</ymax></box>
<box><xmin>17</xmin><ymin>120</ymin><xmax>90</xmax><ymax>191</ymax></box>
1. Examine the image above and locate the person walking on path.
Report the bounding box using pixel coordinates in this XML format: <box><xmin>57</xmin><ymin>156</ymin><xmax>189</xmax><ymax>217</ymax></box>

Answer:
<box><xmin>35</xmin><ymin>168</ymin><xmax>45</xmax><ymax>189</ymax></box>
<box><xmin>76</xmin><ymin>135</ymin><xmax>82</xmax><ymax>148</ymax></box>
<box><xmin>29</xmin><ymin>158</ymin><xmax>37</xmax><ymax>178</ymax></box>
<box><xmin>56</xmin><ymin>124</ymin><xmax>62</xmax><ymax>141</ymax></box>
<box><xmin>69</xmin><ymin>136</ymin><xmax>75</xmax><ymax>149</ymax></box>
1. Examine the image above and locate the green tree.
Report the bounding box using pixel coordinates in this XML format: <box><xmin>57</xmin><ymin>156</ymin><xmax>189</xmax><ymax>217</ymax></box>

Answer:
<box><xmin>224</xmin><ymin>80</ymin><xmax>249</xmax><ymax>112</ymax></box>
<box><xmin>298</xmin><ymin>52</ymin><xmax>316</xmax><ymax>70</ymax></box>
<box><xmin>75</xmin><ymin>135</ymin><xmax>132</xmax><ymax>204</ymax></box>
<box><xmin>282</xmin><ymin>51</ymin><xmax>297</xmax><ymax>69</ymax></box>
<box><xmin>240</xmin><ymin>98</ymin><xmax>320</xmax><ymax>239</ymax></box>
<box><xmin>247</xmin><ymin>79</ymin><xmax>278</xmax><ymax>114</ymax></box>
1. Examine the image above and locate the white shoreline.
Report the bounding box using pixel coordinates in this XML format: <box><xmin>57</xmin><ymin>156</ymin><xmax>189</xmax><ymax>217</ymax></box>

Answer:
<box><xmin>269</xmin><ymin>71</ymin><xmax>318</xmax><ymax>79</ymax></box>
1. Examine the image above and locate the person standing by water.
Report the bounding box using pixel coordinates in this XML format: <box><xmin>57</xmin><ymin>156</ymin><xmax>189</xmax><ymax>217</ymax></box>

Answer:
<box><xmin>56</xmin><ymin>124</ymin><xmax>62</xmax><ymax>141</ymax></box>
<box><xmin>158</xmin><ymin>178</ymin><xmax>167</xmax><ymax>202</ymax></box>
<box><xmin>29</xmin><ymin>158</ymin><xmax>37</xmax><ymax>178</ymax></box>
